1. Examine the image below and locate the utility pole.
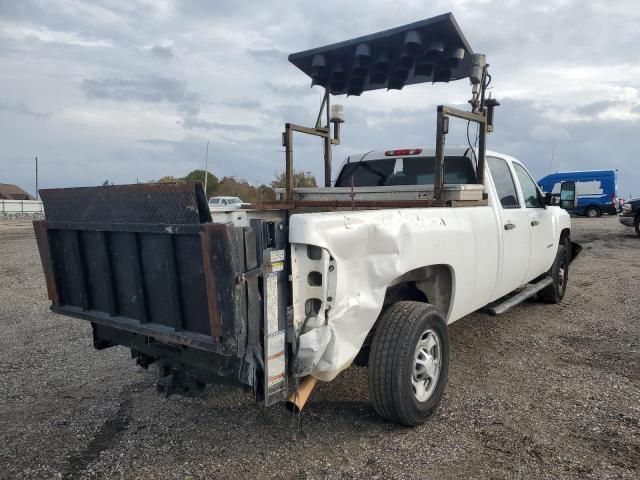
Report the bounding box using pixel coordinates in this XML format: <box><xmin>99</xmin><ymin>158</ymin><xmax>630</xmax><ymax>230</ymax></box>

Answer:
<box><xmin>204</xmin><ymin>140</ymin><xmax>210</xmax><ymax>199</ymax></box>
<box><xmin>35</xmin><ymin>156</ymin><xmax>39</xmax><ymax>200</ymax></box>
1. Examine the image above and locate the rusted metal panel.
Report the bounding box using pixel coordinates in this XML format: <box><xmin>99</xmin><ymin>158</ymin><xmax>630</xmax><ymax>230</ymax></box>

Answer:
<box><xmin>39</xmin><ymin>181</ymin><xmax>211</xmax><ymax>224</ymax></box>
<box><xmin>32</xmin><ymin>220</ymin><xmax>59</xmax><ymax>304</ymax></box>
<box><xmin>244</xmin><ymin>228</ymin><xmax>260</xmax><ymax>352</ymax></box>
<box><xmin>259</xmin><ymin>199</ymin><xmax>440</xmax><ymax>209</ymax></box>
<box><xmin>200</xmin><ymin>224</ymin><xmax>222</xmax><ymax>339</ymax></box>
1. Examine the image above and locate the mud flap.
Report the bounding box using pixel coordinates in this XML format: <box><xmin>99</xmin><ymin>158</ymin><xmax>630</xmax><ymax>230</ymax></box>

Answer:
<box><xmin>570</xmin><ymin>241</ymin><xmax>582</xmax><ymax>263</ymax></box>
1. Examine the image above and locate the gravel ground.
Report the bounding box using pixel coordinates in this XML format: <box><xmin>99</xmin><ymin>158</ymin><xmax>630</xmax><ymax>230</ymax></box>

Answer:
<box><xmin>1</xmin><ymin>216</ymin><xmax>638</xmax><ymax>479</ymax></box>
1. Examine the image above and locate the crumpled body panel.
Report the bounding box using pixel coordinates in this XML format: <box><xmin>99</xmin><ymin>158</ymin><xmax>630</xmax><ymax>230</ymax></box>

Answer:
<box><xmin>289</xmin><ymin>206</ymin><xmax>503</xmax><ymax>381</ymax></box>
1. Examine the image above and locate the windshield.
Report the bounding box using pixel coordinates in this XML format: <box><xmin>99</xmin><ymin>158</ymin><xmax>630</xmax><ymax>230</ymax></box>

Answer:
<box><xmin>227</xmin><ymin>198</ymin><xmax>242</xmax><ymax>204</ymax></box>
<box><xmin>335</xmin><ymin>156</ymin><xmax>477</xmax><ymax>187</ymax></box>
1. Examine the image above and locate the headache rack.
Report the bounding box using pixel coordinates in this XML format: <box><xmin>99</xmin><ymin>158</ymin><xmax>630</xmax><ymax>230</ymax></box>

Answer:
<box><xmin>266</xmin><ymin>12</ymin><xmax>499</xmax><ymax>210</ymax></box>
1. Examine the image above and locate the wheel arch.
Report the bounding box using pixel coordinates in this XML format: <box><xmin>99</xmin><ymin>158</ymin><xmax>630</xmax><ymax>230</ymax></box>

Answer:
<box><xmin>384</xmin><ymin>264</ymin><xmax>455</xmax><ymax>321</ymax></box>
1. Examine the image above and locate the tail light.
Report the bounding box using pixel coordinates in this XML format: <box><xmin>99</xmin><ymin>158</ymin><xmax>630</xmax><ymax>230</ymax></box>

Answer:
<box><xmin>612</xmin><ymin>193</ymin><xmax>616</xmax><ymax>208</ymax></box>
<box><xmin>385</xmin><ymin>149</ymin><xmax>423</xmax><ymax>156</ymax></box>
<box><xmin>622</xmin><ymin>203</ymin><xmax>632</xmax><ymax>214</ymax></box>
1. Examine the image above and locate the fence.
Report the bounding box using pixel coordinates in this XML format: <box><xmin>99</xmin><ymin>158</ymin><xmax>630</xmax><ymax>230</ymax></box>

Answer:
<box><xmin>0</xmin><ymin>199</ymin><xmax>44</xmax><ymax>214</ymax></box>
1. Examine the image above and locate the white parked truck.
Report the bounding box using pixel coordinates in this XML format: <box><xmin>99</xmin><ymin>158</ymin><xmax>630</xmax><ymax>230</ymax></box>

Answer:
<box><xmin>208</xmin><ymin>196</ymin><xmax>245</xmax><ymax>211</ymax></box>
<box><xmin>33</xmin><ymin>13</ymin><xmax>580</xmax><ymax>425</ymax></box>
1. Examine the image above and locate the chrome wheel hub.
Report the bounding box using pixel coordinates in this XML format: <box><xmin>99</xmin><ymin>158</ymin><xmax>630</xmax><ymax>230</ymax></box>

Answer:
<box><xmin>558</xmin><ymin>258</ymin><xmax>566</xmax><ymax>289</ymax></box>
<box><xmin>412</xmin><ymin>329</ymin><xmax>442</xmax><ymax>402</ymax></box>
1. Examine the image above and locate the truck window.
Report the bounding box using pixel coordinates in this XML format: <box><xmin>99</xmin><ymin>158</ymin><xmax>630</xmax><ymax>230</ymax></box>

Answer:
<box><xmin>513</xmin><ymin>163</ymin><xmax>543</xmax><ymax>208</ymax></box>
<box><xmin>487</xmin><ymin>157</ymin><xmax>519</xmax><ymax>209</ymax></box>
<box><xmin>335</xmin><ymin>156</ymin><xmax>477</xmax><ymax>187</ymax></box>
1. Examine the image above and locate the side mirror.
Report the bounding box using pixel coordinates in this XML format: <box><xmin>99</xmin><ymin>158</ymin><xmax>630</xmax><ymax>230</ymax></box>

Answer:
<box><xmin>559</xmin><ymin>181</ymin><xmax>577</xmax><ymax>210</ymax></box>
<box><xmin>543</xmin><ymin>191</ymin><xmax>560</xmax><ymax>206</ymax></box>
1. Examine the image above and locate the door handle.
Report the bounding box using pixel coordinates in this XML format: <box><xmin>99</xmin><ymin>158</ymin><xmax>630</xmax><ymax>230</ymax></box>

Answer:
<box><xmin>531</xmin><ymin>219</ymin><xmax>540</xmax><ymax>226</ymax></box>
<box><xmin>504</xmin><ymin>222</ymin><xmax>516</xmax><ymax>230</ymax></box>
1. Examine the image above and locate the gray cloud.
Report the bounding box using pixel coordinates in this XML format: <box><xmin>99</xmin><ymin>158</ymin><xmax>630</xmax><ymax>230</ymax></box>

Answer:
<box><xmin>82</xmin><ymin>76</ymin><xmax>189</xmax><ymax>103</ymax></box>
<box><xmin>1</xmin><ymin>0</ymin><xmax>639</xmax><ymax>197</ymax></box>
<box><xmin>150</xmin><ymin>45</ymin><xmax>174</xmax><ymax>60</ymax></box>
<box><xmin>82</xmin><ymin>75</ymin><xmax>207</xmax><ymax>129</ymax></box>
<box><xmin>573</xmin><ymin>100</ymin><xmax>621</xmax><ymax>117</ymax></box>
<box><xmin>529</xmin><ymin>124</ymin><xmax>571</xmax><ymax>141</ymax></box>
<box><xmin>247</xmin><ymin>48</ymin><xmax>285</xmax><ymax>63</ymax></box>
<box><xmin>181</xmin><ymin>117</ymin><xmax>257</xmax><ymax>132</ymax></box>
<box><xmin>0</xmin><ymin>100</ymin><xmax>50</xmax><ymax>118</ymax></box>
<box><xmin>264</xmin><ymin>82</ymin><xmax>316</xmax><ymax>97</ymax></box>
<box><xmin>220</xmin><ymin>99</ymin><xmax>262</xmax><ymax>110</ymax></box>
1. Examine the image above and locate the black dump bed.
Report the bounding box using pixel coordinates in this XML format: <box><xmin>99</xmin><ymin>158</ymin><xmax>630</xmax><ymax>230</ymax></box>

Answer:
<box><xmin>34</xmin><ymin>182</ymin><xmax>288</xmax><ymax>404</ymax></box>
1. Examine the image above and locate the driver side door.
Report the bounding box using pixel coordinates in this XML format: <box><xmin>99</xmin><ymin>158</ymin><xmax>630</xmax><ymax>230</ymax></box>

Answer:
<box><xmin>512</xmin><ymin>162</ymin><xmax>557</xmax><ymax>281</ymax></box>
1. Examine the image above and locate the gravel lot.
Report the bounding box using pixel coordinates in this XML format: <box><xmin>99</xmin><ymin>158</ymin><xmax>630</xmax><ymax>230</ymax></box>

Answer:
<box><xmin>1</xmin><ymin>216</ymin><xmax>638</xmax><ymax>479</ymax></box>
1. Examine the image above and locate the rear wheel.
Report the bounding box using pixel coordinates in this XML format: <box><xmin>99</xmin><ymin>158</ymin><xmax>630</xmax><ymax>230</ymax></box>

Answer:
<box><xmin>539</xmin><ymin>239</ymin><xmax>570</xmax><ymax>303</ymax></box>
<box><xmin>635</xmin><ymin>216</ymin><xmax>640</xmax><ymax>236</ymax></box>
<box><xmin>585</xmin><ymin>206</ymin><xmax>601</xmax><ymax>218</ymax></box>
<box><xmin>368</xmin><ymin>301</ymin><xmax>449</xmax><ymax>426</ymax></box>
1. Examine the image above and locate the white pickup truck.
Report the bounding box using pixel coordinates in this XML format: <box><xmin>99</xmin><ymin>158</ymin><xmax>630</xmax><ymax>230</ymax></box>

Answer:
<box><xmin>285</xmin><ymin>146</ymin><xmax>578</xmax><ymax>424</ymax></box>
<box><xmin>32</xmin><ymin>13</ymin><xmax>581</xmax><ymax>426</ymax></box>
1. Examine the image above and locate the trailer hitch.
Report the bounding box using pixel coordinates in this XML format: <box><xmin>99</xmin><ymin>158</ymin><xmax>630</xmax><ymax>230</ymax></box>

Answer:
<box><xmin>155</xmin><ymin>362</ymin><xmax>206</xmax><ymax>398</ymax></box>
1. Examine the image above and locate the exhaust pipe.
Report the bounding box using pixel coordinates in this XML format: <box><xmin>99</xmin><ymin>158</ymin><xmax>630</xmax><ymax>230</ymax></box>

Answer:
<box><xmin>285</xmin><ymin>376</ymin><xmax>317</xmax><ymax>413</ymax></box>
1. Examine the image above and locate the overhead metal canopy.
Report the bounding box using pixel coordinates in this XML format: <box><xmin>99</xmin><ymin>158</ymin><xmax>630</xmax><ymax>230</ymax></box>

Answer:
<box><xmin>288</xmin><ymin>13</ymin><xmax>475</xmax><ymax>96</ymax></box>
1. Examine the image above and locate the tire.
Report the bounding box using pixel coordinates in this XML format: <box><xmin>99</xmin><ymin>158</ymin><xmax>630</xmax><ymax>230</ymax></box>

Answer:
<box><xmin>585</xmin><ymin>206</ymin><xmax>601</xmax><ymax>218</ymax></box>
<box><xmin>538</xmin><ymin>239</ymin><xmax>570</xmax><ymax>304</ymax></box>
<box><xmin>635</xmin><ymin>216</ymin><xmax>640</xmax><ymax>237</ymax></box>
<box><xmin>368</xmin><ymin>301</ymin><xmax>449</xmax><ymax>426</ymax></box>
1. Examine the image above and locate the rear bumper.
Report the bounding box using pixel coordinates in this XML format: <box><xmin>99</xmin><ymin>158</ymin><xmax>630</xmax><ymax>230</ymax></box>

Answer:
<box><xmin>619</xmin><ymin>214</ymin><xmax>635</xmax><ymax>227</ymax></box>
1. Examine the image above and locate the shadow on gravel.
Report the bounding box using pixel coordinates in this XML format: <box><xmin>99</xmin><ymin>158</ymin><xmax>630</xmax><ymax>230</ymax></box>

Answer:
<box><xmin>62</xmin><ymin>380</ymin><xmax>152</xmax><ymax>479</ymax></box>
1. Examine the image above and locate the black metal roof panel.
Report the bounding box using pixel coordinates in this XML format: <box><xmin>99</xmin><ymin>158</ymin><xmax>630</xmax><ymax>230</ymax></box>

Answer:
<box><xmin>288</xmin><ymin>13</ymin><xmax>474</xmax><ymax>96</ymax></box>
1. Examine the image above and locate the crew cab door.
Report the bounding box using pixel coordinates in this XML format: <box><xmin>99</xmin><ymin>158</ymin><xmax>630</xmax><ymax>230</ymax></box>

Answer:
<box><xmin>512</xmin><ymin>162</ymin><xmax>557</xmax><ymax>281</ymax></box>
<box><xmin>487</xmin><ymin>156</ymin><xmax>531</xmax><ymax>299</ymax></box>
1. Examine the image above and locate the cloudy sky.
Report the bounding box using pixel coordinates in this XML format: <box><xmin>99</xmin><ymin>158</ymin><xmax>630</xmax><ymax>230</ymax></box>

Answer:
<box><xmin>1</xmin><ymin>0</ymin><xmax>639</xmax><ymax>197</ymax></box>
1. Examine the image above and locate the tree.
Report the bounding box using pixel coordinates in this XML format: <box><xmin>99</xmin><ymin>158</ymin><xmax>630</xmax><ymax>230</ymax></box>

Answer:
<box><xmin>271</xmin><ymin>170</ymin><xmax>318</xmax><ymax>189</ymax></box>
<box><xmin>257</xmin><ymin>184</ymin><xmax>276</xmax><ymax>202</ymax></box>
<box><xmin>183</xmin><ymin>169</ymin><xmax>219</xmax><ymax>199</ymax></box>
<box><xmin>157</xmin><ymin>175</ymin><xmax>181</xmax><ymax>183</ymax></box>
<box><xmin>101</xmin><ymin>180</ymin><xmax>113</xmax><ymax>186</ymax></box>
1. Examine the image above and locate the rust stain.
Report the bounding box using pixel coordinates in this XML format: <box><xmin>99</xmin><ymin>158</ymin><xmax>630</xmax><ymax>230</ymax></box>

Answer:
<box><xmin>200</xmin><ymin>224</ymin><xmax>222</xmax><ymax>338</ymax></box>
<box><xmin>32</xmin><ymin>220</ymin><xmax>59</xmax><ymax>304</ymax></box>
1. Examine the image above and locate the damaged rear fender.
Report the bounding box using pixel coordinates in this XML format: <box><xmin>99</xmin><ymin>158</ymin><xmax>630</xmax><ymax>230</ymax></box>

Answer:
<box><xmin>290</xmin><ymin>241</ymin><xmax>457</xmax><ymax>381</ymax></box>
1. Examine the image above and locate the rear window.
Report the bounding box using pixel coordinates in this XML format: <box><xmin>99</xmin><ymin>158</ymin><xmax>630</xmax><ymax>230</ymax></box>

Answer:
<box><xmin>335</xmin><ymin>156</ymin><xmax>477</xmax><ymax>187</ymax></box>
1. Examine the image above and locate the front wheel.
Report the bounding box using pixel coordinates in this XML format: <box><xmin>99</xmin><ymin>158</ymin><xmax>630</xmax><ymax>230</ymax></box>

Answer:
<box><xmin>538</xmin><ymin>239</ymin><xmax>570</xmax><ymax>303</ymax></box>
<box><xmin>368</xmin><ymin>301</ymin><xmax>449</xmax><ymax>426</ymax></box>
<box><xmin>635</xmin><ymin>216</ymin><xmax>640</xmax><ymax>236</ymax></box>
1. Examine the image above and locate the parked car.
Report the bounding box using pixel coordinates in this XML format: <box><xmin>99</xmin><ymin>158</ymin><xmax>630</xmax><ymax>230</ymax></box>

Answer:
<box><xmin>538</xmin><ymin>169</ymin><xmax>618</xmax><ymax>217</ymax></box>
<box><xmin>208</xmin><ymin>196</ymin><xmax>244</xmax><ymax>211</ymax></box>
<box><xmin>619</xmin><ymin>198</ymin><xmax>640</xmax><ymax>236</ymax></box>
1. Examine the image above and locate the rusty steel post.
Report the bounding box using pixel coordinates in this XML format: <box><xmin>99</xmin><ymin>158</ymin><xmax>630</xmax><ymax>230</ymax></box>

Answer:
<box><xmin>284</xmin><ymin>124</ymin><xmax>294</xmax><ymax>201</ymax></box>
<box><xmin>324</xmin><ymin>90</ymin><xmax>332</xmax><ymax>187</ymax></box>
<box><xmin>434</xmin><ymin>106</ymin><xmax>447</xmax><ymax>203</ymax></box>
<box><xmin>477</xmin><ymin>117</ymin><xmax>487</xmax><ymax>186</ymax></box>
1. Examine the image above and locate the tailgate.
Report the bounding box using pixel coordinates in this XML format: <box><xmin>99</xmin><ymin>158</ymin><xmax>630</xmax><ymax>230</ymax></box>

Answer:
<box><xmin>33</xmin><ymin>182</ymin><xmax>289</xmax><ymax>404</ymax></box>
